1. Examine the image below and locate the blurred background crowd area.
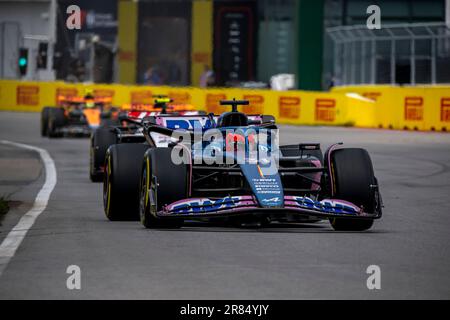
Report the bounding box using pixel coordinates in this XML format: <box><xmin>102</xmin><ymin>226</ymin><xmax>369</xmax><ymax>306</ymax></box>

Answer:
<box><xmin>0</xmin><ymin>0</ymin><xmax>449</xmax><ymax>91</ymax></box>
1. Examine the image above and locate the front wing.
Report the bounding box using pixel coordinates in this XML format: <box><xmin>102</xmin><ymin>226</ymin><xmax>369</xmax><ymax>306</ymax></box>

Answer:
<box><xmin>157</xmin><ymin>195</ymin><xmax>381</xmax><ymax>220</ymax></box>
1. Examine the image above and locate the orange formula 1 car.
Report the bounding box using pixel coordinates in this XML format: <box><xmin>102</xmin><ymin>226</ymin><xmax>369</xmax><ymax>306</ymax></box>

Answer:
<box><xmin>41</xmin><ymin>93</ymin><xmax>120</xmax><ymax>138</ymax></box>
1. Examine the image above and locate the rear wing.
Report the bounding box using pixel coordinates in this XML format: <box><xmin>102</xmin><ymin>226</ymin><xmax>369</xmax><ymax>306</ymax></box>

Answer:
<box><xmin>57</xmin><ymin>95</ymin><xmax>112</xmax><ymax>105</ymax></box>
<box><xmin>151</xmin><ymin>114</ymin><xmax>265</xmax><ymax>130</ymax></box>
<box><xmin>125</xmin><ymin>110</ymin><xmax>207</xmax><ymax>123</ymax></box>
<box><xmin>121</xmin><ymin>103</ymin><xmax>197</xmax><ymax>112</ymax></box>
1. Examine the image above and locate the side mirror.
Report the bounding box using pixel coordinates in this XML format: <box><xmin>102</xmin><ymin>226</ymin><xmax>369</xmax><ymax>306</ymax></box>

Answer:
<box><xmin>141</xmin><ymin>116</ymin><xmax>157</xmax><ymax>125</ymax></box>
<box><xmin>261</xmin><ymin>115</ymin><xmax>275</xmax><ymax>124</ymax></box>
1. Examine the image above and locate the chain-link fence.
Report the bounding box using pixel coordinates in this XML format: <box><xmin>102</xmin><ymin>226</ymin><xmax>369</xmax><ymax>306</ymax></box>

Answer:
<box><xmin>327</xmin><ymin>22</ymin><xmax>450</xmax><ymax>85</ymax></box>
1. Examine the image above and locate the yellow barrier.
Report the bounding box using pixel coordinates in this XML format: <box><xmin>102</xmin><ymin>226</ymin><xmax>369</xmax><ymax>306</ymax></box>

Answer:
<box><xmin>0</xmin><ymin>80</ymin><xmax>371</xmax><ymax>127</ymax></box>
<box><xmin>332</xmin><ymin>85</ymin><xmax>450</xmax><ymax>132</ymax></box>
<box><xmin>2</xmin><ymin>80</ymin><xmax>448</xmax><ymax>132</ymax></box>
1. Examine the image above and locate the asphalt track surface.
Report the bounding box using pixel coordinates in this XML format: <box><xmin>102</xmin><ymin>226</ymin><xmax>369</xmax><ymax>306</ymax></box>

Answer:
<box><xmin>0</xmin><ymin>111</ymin><xmax>450</xmax><ymax>299</ymax></box>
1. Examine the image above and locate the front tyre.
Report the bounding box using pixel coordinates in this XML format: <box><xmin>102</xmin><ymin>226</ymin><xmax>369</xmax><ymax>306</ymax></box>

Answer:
<box><xmin>328</xmin><ymin>148</ymin><xmax>380</xmax><ymax>231</ymax></box>
<box><xmin>48</xmin><ymin>107</ymin><xmax>65</xmax><ymax>138</ymax></box>
<box><xmin>103</xmin><ymin>143</ymin><xmax>149</xmax><ymax>221</ymax></box>
<box><xmin>41</xmin><ymin>107</ymin><xmax>52</xmax><ymax>136</ymax></box>
<box><xmin>90</xmin><ymin>127</ymin><xmax>118</xmax><ymax>182</ymax></box>
<box><xmin>140</xmin><ymin>148</ymin><xmax>187</xmax><ymax>228</ymax></box>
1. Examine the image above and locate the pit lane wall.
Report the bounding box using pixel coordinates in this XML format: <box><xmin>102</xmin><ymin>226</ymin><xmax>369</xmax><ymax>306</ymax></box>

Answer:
<box><xmin>0</xmin><ymin>80</ymin><xmax>448</xmax><ymax>131</ymax></box>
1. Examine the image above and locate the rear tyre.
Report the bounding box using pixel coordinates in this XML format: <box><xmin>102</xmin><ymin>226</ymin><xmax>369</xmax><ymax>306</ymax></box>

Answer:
<box><xmin>103</xmin><ymin>143</ymin><xmax>149</xmax><ymax>221</ymax></box>
<box><xmin>48</xmin><ymin>108</ymin><xmax>65</xmax><ymax>138</ymax></box>
<box><xmin>90</xmin><ymin>127</ymin><xmax>118</xmax><ymax>182</ymax></box>
<box><xmin>41</xmin><ymin>107</ymin><xmax>51</xmax><ymax>136</ymax></box>
<box><xmin>328</xmin><ymin>148</ymin><xmax>378</xmax><ymax>231</ymax></box>
<box><xmin>140</xmin><ymin>148</ymin><xmax>187</xmax><ymax>228</ymax></box>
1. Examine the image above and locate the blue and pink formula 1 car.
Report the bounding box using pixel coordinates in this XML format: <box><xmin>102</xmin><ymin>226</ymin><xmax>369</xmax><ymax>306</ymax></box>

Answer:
<box><xmin>103</xmin><ymin>99</ymin><xmax>382</xmax><ymax>231</ymax></box>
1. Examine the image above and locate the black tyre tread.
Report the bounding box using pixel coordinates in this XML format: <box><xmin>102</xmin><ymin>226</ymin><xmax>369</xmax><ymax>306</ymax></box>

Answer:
<box><xmin>48</xmin><ymin>108</ymin><xmax>66</xmax><ymax>137</ymax></box>
<box><xmin>149</xmin><ymin>148</ymin><xmax>188</xmax><ymax>211</ymax></box>
<box><xmin>104</xmin><ymin>143</ymin><xmax>149</xmax><ymax>221</ymax></box>
<box><xmin>90</xmin><ymin>127</ymin><xmax>118</xmax><ymax>182</ymax></box>
<box><xmin>329</xmin><ymin>148</ymin><xmax>376</xmax><ymax>231</ymax></box>
<box><xmin>332</xmin><ymin>148</ymin><xmax>375</xmax><ymax>212</ymax></box>
<box><xmin>140</xmin><ymin>148</ymin><xmax>187</xmax><ymax>228</ymax></box>
<box><xmin>41</xmin><ymin>107</ymin><xmax>51</xmax><ymax>136</ymax></box>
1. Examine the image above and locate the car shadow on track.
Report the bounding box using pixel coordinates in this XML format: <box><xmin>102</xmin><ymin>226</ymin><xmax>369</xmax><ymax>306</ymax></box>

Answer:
<box><xmin>152</xmin><ymin>221</ymin><xmax>387</xmax><ymax>234</ymax></box>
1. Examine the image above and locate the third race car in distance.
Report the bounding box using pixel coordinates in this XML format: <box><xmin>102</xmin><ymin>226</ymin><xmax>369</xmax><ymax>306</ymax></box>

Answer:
<box><xmin>89</xmin><ymin>96</ymin><xmax>206</xmax><ymax>182</ymax></box>
<box><xmin>41</xmin><ymin>89</ymin><xmax>120</xmax><ymax>138</ymax></box>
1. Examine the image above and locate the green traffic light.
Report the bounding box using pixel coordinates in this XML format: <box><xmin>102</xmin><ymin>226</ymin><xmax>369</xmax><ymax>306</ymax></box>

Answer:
<box><xmin>19</xmin><ymin>57</ymin><xmax>27</xmax><ymax>67</ymax></box>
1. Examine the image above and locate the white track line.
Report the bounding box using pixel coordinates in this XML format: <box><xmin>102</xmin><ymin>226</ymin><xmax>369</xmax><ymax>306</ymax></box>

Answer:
<box><xmin>0</xmin><ymin>140</ymin><xmax>57</xmax><ymax>277</ymax></box>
